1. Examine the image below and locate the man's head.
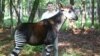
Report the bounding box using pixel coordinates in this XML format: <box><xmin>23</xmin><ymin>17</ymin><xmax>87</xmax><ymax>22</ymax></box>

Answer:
<box><xmin>46</xmin><ymin>2</ymin><xmax>55</xmax><ymax>12</ymax></box>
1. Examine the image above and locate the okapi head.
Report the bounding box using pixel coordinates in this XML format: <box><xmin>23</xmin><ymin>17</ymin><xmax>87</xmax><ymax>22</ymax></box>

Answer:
<box><xmin>45</xmin><ymin>3</ymin><xmax>78</xmax><ymax>31</ymax></box>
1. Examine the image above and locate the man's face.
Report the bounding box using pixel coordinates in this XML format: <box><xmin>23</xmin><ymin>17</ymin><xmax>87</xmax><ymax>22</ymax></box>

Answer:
<box><xmin>47</xmin><ymin>4</ymin><xmax>54</xmax><ymax>11</ymax></box>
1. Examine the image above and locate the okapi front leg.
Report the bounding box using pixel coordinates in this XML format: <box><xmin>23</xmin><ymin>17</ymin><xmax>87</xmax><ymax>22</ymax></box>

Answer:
<box><xmin>10</xmin><ymin>30</ymin><xmax>26</xmax><ymax>56</ymax></box>
<box><xmin>42</xmin><ymin>44</ymin><xmax>53</xmax><ymax>56</ymax></box>
<box><xmin>53</xmin><ymin>36</ymin><xmax>58</xmax><ymax>56</ymax></box>
<box><xmin>45</xmin><ymin>45</ymin><xmax>54</xmax><ymax>56</ymax></box>
<box><xmin>43</xmin><ymin>29</ymin><xmax>57</xmax><ymax>56</ymax></box>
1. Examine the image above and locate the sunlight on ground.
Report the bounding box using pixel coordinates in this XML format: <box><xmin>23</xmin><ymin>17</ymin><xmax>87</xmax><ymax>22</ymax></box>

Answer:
<box><xmin>0</xmin><ymin>28</ymin><xmax>4</xmax><ymax>33</ymax></box>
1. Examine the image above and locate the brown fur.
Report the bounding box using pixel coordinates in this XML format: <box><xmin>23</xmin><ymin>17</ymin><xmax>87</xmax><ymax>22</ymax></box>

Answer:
<box><xmin>16</xmin><ymin>12</ymin><xmax>62</xmax><ymax>45</ymax></box>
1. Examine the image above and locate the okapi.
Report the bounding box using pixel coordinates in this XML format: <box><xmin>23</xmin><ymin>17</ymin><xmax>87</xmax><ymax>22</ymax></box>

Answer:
<box><xmin>10</xmin><ymin>4</ymin><xmax>77</xmax><ymax>56</ymax></box>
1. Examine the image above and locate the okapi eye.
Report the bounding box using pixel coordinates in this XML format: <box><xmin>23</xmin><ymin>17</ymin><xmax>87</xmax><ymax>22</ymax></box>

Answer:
<box><xmin>69</xmin><ymin>10</ymin><xmax>71</xmax><ymax>13</ymax></box>
<box><xmin>61</xmin><ymin>9</ymin><xmax>64</xmax><ymax>11</ymax></box>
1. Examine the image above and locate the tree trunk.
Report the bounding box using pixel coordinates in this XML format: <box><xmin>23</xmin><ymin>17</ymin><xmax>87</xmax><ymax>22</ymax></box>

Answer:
<box><xmin>17</xmin><ymin>0</ymin><xmax>21</xmax><ymax>24</ymax></box>
<box><xmin>97</xmin><ymin>0</ymin><xmax>100</xmax><ymax>24</ymax></box>
<box><xmin>0</xmin><ymin>0</ymin><xmax>3</xmax><ymax>28</ymax></box>
<box><xmin>12</xmin><ymin>0</ymin><xmax>22</xmax><ymax>25</ymax></box>
<box><xmin>0</xmin><ymin>0</ymin><xmax>5</xmax><ymax>28</ymax></box>
<box><xmin>1</xmin><ymin>0</ymin><xmax>5</xmax><ymax>22</ymax></box>
<box><xmin>81</xmin><ymin>0</ymin><xmax>86</xmax><ymax>29</ymax></box>
<box><xmin>10</xmin><ymin>0</ymin><xmax>13</xmax><ymax>28</ymax></box>
<box><xmin>90</xmin><ymin>0</ymin><xmax>95</xmax><ymax>27</ymax></box>
<box><xmin>10</xmin><ymin>0</ymin><xmax>15</xmax><ymax>37</ymax></box>
<box><xmin>28</xmin><ymin>0</ymin><xmax>40</xmax><ymax>23</ymax></box>
<box><xmin>27</xmin><ymin>0</ymin><xmax>32</xmax><ymax>15</ymax></box>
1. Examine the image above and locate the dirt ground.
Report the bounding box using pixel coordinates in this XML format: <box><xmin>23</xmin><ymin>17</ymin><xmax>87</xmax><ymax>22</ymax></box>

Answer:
<box><xmin>58</xmin><ymin>29</ymin><xmax>100</xmax><ymax>56</ymax></box>
<box><xmin>0</xmin><ymin>29</ymin><xmax>100</xmax><ymax>56</ymax></box>
<box><xmin>0</xmin><ymin>29</ymin><xmax>11</xmax><ymax>41</ymax></box>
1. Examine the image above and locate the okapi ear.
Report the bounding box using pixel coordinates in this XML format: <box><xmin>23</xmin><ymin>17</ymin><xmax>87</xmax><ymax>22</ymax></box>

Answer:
<box><xmin>57</xmin><ymin>3</ymin><xmax>64</xmax><ymax>10</ymax></box>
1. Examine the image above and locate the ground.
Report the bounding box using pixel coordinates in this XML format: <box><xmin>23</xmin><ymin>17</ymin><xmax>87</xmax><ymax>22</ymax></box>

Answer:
<box><xmin>0</xmin><ymin>28</ymin><xmax>100</xmax><ymax>56</ymax></box>
<box><xmin>58</xmin><ymin>29</ymin><xmax>100</xmax><ymax>56</ymax></box>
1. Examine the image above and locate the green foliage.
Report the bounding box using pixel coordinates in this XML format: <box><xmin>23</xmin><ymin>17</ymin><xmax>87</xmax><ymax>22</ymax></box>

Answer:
<box><xmin>39</xmin><ymin>0</ymin><xmax>56</xmax><ymax>9</ymax></box>
<box><xmin>21</xmin><ymin>15</ymin><xmax>29</xmax><ymax>23</ymax></box>
<box><xmin>62</xmin><ymin>52</ymin><xmax>82</xmax><ymax>56</ymax></box>
<box><xmin>61</xmin><ymin>50</ymin><xmax>82</xmax><ymax>56</ymax></box>
<box><xmin>3</xmin><ymin>15</ymin><xmax>29</xmax><ymax>28</ymax></box>
<box><xmin>4</xmin><ymin>19</ymin><xmax>17</xmax><ymax>28</ymax></box>
<box><xmin>21</xmin><ymin>44</ymin><xmax>43</xmax><ymax>55</ymax></box>
<box><xmin>60</xmin><ymin>0</ymin><xmax>69</xmax><ymax>6</ymax></box>
<box><xmin>94</xmin><ymin>21</ymin><xmax>100</xmax><ymax>29</ymax></box>
<box><xmin>23</xmin><ymin>44</ymin><xmax>43</xmax><ymax>52</ymax></box>
<box><xmin>0</xmin><ymin>54</ymin><xmax>5</xmax><ymax>56</ymax></box>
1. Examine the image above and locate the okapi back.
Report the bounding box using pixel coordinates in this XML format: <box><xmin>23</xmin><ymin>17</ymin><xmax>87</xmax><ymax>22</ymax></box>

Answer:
<box><xmin>15</xmin><ymin>11</ymin><xmax>62</xmax><ymax>45</ymax></box>
<box><xmin>16</xmin><ymin>20</ymin><xmax>55</xmax><ymax>45</ymax></box>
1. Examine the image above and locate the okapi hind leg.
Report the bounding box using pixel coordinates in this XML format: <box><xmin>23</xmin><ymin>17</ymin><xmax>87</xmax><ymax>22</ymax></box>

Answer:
<box><xmin>10</xmin><ymin>30</ymin><xmax>26</xmax><ymax>56</ymax></box>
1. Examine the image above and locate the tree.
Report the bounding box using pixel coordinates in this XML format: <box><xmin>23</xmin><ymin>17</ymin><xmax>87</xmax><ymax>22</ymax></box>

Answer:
<box><xmin>97</xmin><ymin>0</ymin><xmax>100</xmax><ymax>24</ymax></box>
<box><xmin>10</xmin><ymin>0</ymin><xmax>13</xmax><ymax>28</ymax></box>
<box><xmin>28</xmin><ymin>0</ymin><xmax>40</xmax><ymax>23</ymax></box>
<box><xmin>81</xmin><ymin>0</ymin><xmax>86</xmax><ymax>28</ymax></box>
<box><xmin>90</xmin><ymin>0</ymin><xmax>95</xmax><ymax>27</ymax></box>
<box><xmin>11</xmin><ymin>0</ymin><xmax>22</xmax><ymax>25</ymax></box>
<box><xmin>0</xmin><ymin>0</ymin><xmax>5</xmax><ymax>28</ymax></box>
<box><xmin>9</xmin><ymin>0</ymin><xmax>14</xmax><ymax>35</ymax></box>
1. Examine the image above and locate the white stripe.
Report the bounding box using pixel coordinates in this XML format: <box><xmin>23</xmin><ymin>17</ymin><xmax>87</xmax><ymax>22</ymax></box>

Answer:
<box><xmin>10</xmin><ymin>54</ymin><xmax>15</xmax><ymax>56</ymax></box>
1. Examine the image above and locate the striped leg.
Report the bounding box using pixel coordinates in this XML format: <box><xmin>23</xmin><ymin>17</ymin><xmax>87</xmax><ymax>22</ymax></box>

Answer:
<box><xmin>45</xmin><ymin>45</ymin><xmax>53</xmax><ymax>56</ymax></box>
<box><xmin>44</xmin><ymin>38</ymin><xmax>58</xmax><ymax>56</ymax></box>
<box><xmin>43</xmin><ymin>30</ymin><xmax>57</xmax><ymax>56</ymax></box>
<box><xmin>10</xmin><ymin>30</ymin><xmax>26</xmax><ymax>56</ymax></box>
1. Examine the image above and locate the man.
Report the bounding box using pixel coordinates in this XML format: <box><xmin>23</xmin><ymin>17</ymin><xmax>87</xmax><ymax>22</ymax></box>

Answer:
<box><xmin>41</xmin><ymin>2</ymin><xmax>61</xmax><ymax>31</ymax></box>
<box><xmin>41</xmin><ymin>2</ymin><xmax>59</xmax><ymax>20</ymax></box>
